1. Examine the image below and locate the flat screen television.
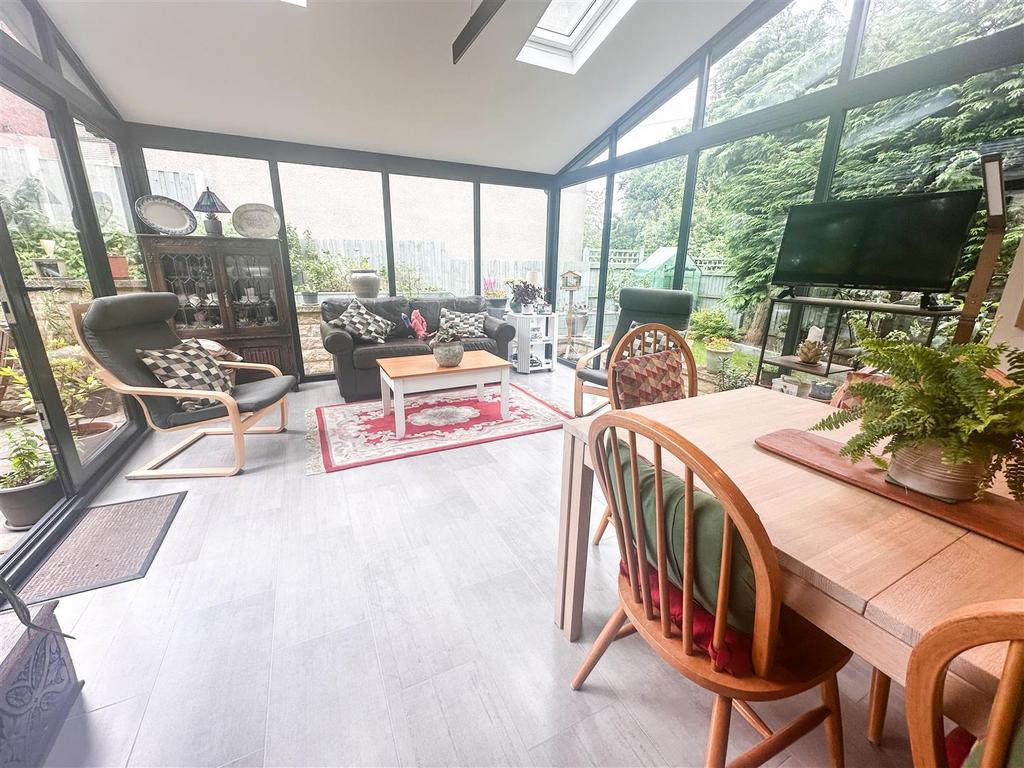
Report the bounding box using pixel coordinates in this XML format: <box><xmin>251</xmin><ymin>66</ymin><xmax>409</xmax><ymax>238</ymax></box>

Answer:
<box><xmin>771</xmin><ymin>189</ymin><xmax>982</xmax><ymax>293</ymax></box>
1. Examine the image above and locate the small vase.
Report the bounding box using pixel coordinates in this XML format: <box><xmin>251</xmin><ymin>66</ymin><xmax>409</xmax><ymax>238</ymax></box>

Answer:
<box><xmin>522</xmin><ymin>303</ymin><xmax>535</xmax><ymax>315</ymax></box>
<box><xmin>887</xmin><ymin>441</ymin><xmax>985</xmax><ymax>502</ymax></box>
<box><xmin>510</xmin><ymin>301</ymin><xmax>522</xmax><ymax>313</ymax></box>
<box><xmin>433</xmin><ymin>342</ymin><xmax>464</xmax><ymax>368</ymax></box>
<box><xmin>349</xmin><ymin>269</ymin><xmax>381</xmax><ymax>299</ymax></box>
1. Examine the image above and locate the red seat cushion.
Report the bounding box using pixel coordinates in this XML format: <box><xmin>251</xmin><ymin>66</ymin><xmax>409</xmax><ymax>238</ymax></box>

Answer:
<box><xmin>945</xmin><ymin>727</ymin><xmax>977</xmax><ymax>768</ymax></box>
<box><xmin>620</xmin><ymin>561</ymin><xmax>753</xmax><ymax>677</ymax></box>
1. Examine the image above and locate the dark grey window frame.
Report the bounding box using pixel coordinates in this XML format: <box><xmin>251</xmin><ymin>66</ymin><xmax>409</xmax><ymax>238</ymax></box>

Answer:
<box><xmin>550</xmin><ymin>0</ymin><xmax>1024</xmax><ymax>362</ymax></box>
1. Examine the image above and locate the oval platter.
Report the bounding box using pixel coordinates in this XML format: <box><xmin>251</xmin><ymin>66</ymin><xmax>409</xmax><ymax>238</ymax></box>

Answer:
<box><xmin>232</xmin><ymin>203</ymin><xmax>281</xmax><ymax>239</ymax></box>
<box><xmin>135</xmin><ymin>195</ymin><xmax>197</xmax><ymax>236</ymax></box>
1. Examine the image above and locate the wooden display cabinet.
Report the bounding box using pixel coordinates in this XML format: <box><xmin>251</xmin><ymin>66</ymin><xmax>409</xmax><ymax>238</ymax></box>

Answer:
<box><xmin>140</xmin><ymin>235</ymin><xmax>298</xmax><ymax>382</ymax></box>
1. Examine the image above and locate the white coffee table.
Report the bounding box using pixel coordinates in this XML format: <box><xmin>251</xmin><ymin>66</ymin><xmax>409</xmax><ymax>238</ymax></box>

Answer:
<box><xmin>377</xmin><ymin>350</ymin><xmax>512</xmax><ymax>438</ymax></box>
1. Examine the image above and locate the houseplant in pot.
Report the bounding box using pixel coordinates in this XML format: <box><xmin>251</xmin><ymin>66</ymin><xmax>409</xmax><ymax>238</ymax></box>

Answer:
<box><xmin>431</xmin><ymin>325</ymin><xmax>464</xmax><ymax>368</ymax></box>
<box><xmin>812</xmin><ymin>324</ymin><xmax>1024</xmax><ymax>503</ymax></box>
<box><xmin>704</xmin><ymin>336</ymin><xmax>735</xmax><ymax>374</ymax></box>
<box><xmin>0</xmin><ymin>423</ymin><xmax>61</xmax><ymax>531</ymax></box>
<box><xmin>507</xmin><ymin>280</ymin><xmax>544</xmax><ymax>314</ymax></box>
<box><xmin>482</xmin><ymin>278</ymin><xmax>508</xmax><ymax>316</ymax></box>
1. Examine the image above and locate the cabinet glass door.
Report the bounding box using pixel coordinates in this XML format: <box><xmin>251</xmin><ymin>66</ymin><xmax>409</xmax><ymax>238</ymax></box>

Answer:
<box><xmin>223</xmin><ymin>251</ymin><xmax>281</xmax><ymax>331</ymax></box>
<box><xmin>159</xmin><ymin>252</ymin><xmax>224</xmax><ymax>332</ymax></box>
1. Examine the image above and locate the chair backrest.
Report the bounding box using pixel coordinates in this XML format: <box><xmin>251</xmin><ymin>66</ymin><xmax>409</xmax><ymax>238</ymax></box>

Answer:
<box><xmin>71</xmin><ymin>294</ymin><xmax>184</xmax><ymax>426</ymax></box>
<box><xmin>606</xmin><ymin>288</ymin><xmax>693</xmax><ymax>365</ymax></box>
<box><xmin>608</xmin><ymin>323</ymin><xmax>697</xmax><ymax>409</ymax></box>
<box><xmin>587</xmin><ymin>410</ymin><xmax>783</xmax><ymax>678</ymax></box>
<box><xmin>906</xmin><ymin>599</ymin><xmax>1024</xmax><ymax>768</ymax></box>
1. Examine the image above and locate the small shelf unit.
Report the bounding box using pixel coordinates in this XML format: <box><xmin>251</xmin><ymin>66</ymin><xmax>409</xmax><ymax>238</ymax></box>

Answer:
<box><xmin>506</xmin><ymin>311</ymin><xmax>557</xmax><ymax>374</ymax></box>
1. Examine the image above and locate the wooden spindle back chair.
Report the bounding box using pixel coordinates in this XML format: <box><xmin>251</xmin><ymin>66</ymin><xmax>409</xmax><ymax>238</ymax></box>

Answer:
<box><xmin>592</xmin><ymin>322</ymin><xmax>697</xmax><ymax>545</ymax></box>
<box><xmin>906</xmin><ymin>599</ymin><xmax>1024</xmax><ymax>768</ymax></box>
<box><xmin>573</xmin><ymin>410</ymin><xmax>851</xmax><ymax>768</ymax></box>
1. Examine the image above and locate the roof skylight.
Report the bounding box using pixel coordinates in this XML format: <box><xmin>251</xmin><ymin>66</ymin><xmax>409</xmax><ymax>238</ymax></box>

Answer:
<box><xmin>517</xmin><ymin>0</ymin><xmax>638</xmax><ymax>75</ymax></box>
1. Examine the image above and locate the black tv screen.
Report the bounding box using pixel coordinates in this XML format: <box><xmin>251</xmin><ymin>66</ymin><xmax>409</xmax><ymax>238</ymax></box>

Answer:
<box><xmin>771</xmin><ymin>189</ymin><xmax>982</xmax><ymax>293</ymax></box>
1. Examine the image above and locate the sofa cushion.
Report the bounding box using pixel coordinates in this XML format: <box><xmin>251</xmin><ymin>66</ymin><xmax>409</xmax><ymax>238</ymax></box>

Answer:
<box><xmin>411</xmin><ymin>297</ymin><xmax>486</xmax><ymax>332</ymax></box>
<box><xmin>333</xmin><ymin>298</ymin><xmax>395</xmax><ymax>344</ymax></box>
<box><xmin>322</xmin><ymin>297</ymin><xmax>412</xmax><ymax>338</ymax></box>
<box><xmin>352</xmin><ymin>339</ymin><xmax>431</xmax><ymax>370</ymax></box>
<box><xmin>439</xmin><ymin>307</ymin><xmax>487</xmax><ymax>338</ymax></box>
<box><xmin>460</xmin><ymin>337</ymin><xmax>497</xmax><ymax>354</ymax></box>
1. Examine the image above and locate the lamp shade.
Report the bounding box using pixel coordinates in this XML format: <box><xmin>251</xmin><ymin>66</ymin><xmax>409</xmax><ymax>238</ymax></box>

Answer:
<box><xmin>193</xmin><ymin>187</ymin><xmax>230</xmax><ymax>214</ymax></box>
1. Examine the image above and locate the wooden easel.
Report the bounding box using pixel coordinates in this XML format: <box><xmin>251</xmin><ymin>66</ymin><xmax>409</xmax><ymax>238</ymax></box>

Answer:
<box><xmin>953</xmin><ymin>154</ymin><xmax>1007</xmax><ymax>344</ymax></box>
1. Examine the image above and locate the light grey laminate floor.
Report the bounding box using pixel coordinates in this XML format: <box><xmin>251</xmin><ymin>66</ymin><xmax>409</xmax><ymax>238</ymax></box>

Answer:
<box><xmin>44</xmin><ymin>367</ymin><xmax>916</xmax><ymax>767</ymax></box>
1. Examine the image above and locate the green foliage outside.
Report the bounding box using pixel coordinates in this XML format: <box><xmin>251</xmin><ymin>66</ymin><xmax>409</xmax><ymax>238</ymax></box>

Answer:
<box><xmin>715</xmin><ymin>360</ymin><xmax>756</xmax><ymax>392</ymax></box>
<box><xmin>0</xmin><ymin>421</ymin><xmax>56</xmax><ymax>490</ymax></box>
<box><xmin>812</xmin><ymin>322</ymin><xmax>1024</xmax><ymax>501</ymax></box>
<box><xmin>687</xmin><ymin>309</ymin><xmax>739</xmax><ymax>341</ymax></box>
<box><xmin>0</xmin><ymin>177</ymin><xmax>144</xmax><ymax>281</ymax></box>
<box><xmin>589</xmin><ymin>0</ymin><xmax>1023</xmax><ymax>319</ymax></box>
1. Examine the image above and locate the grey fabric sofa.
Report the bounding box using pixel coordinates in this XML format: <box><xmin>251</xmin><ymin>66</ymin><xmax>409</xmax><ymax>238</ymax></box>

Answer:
<box><xmin>320</xmin><ymin>295</ymin><xmax>515</xmax><ymax>401</ymax></box>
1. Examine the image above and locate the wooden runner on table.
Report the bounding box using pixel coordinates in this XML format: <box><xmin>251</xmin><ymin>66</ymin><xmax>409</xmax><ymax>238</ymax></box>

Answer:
<box><xmin>755</xmin><ymin>428</ymin><xmax>1024</xmax><ymax>552</ymax></box>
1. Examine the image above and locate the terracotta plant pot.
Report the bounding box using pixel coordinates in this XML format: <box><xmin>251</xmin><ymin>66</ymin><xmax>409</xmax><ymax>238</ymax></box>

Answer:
<box><xmin>349</xmin><ymin>269</ymin><xmax>381</xmax><ymax>299</ymax></box>
<box><xmin>887</xmin><ymin>441</ymin><xmax>985</xmax><ymax>502</ymax></box>
<box><xmin>108</xmin><ymin>254</ymin><xmax>130</xmax><ymax>279</ymax></box>
<box><xmin>0</xmin><ymin>477</ymin><xmax>62</xmax><ymax>531</ymax></box>
<box><xmin>432</xmin><ymin>342</ymin><xmax>464</xmax><ymax>368</ymax></box>
<box><xmin>72</xmin><ymin>421</ymin><xmax>116</xmax><ymax>459</ymax></box>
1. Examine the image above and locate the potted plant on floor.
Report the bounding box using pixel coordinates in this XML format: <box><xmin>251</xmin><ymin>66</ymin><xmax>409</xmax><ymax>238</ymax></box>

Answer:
<box><xmin>431</xmin><ymin>325</ymin><xmax>464</xmax><ymax>368</ymax></box>
<box><xmin>0</xmin><ymin>422</ymin><xmax>61</xmax><ymax>531</ymax></box>
<box><xmin>704</xmin><ymin>336</ymin><xmax>734</xmax><ymax>374</ymax></box>
<box><xmin>507</xmin><ymin>280</ymin><xmax>544</xmax><ymax>314</ymax></box>
<box><xmin>812</xmin><ymin>324</ymin><xmax>1024</xmax><ymax>502</ymax></box>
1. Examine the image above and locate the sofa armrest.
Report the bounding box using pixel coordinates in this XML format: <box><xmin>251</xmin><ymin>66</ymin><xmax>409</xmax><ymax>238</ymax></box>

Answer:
<box><xmin>321</xmin><ymin>321</ymin><xmax>354</xmax><ymax>356</ymax></box>
<box><xmin>484</xmin><ymin>316</ymin><xmax>515</xmax><ymax>346</ymax></box>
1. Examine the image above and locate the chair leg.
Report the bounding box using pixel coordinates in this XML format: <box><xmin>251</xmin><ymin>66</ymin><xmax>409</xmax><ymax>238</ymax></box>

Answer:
<box><xmin>706</xmin><ymin>694</ymin><xmax>733</xmax><ymax>768</ymax></box>
<box><xmin>866</xmin><ymin>668</ymin><xmax>890</xmax><ymax>746</ymax></box>
<box><xmin>574</xmin><ymin>379</ymin><xmax>585</xmax><ymax>417</ymax></box>
<box><xmin>821</xmin><ymin>673</ymin><xmax>845</xmax><ymax>768</ymax></box>
<box><xmin>571</xmin><ymin>605</ymin><xmax>627</xmax><ymax>690</ymax></box>
<box><xmin>592</xmin><ymin>507</ymin><xmax>612</xmax><ymax>545</ymax></box>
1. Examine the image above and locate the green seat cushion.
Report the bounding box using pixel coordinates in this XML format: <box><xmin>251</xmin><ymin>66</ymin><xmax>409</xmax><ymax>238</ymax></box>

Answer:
<box><xmin>607</xmin><ymin>439</ymin><xmax>757</xmax><ymax>635</ymax></box>
<box><xmin>962</xmin><ymin>711</ymin><xmax>1024</xmax><ymax>768</ymax></box>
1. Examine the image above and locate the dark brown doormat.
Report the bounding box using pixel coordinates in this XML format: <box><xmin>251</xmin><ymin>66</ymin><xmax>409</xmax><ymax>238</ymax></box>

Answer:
<box><xmin>17</xmin><ymin>492</ymin><xmax>186</xmax><ymax>604</ymax></box>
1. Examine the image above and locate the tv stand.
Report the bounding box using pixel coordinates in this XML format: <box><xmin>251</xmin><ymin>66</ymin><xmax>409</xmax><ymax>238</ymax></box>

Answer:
<box><xmin>755</xmin><ymin>296</ymin><xmax>960</xmax><ymax>394</ymax></box>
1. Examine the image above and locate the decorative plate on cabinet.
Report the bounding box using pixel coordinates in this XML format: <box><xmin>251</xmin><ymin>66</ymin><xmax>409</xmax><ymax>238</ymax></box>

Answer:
<box><xmin>232</xmin><ymin>203</ymin><xmax>281</xmax><ymax>239</ymax></box>
<box><xmin>134</xmin><ymin>195</ymin><xmax>197</xmax><ymax>236</ymax></box>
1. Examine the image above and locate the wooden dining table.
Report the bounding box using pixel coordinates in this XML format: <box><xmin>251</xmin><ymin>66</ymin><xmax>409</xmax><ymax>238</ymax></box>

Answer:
<box><xmin>553</xmin><ymin>387</ymin><xmax>1024</xmax><ymax>734</ymax></box>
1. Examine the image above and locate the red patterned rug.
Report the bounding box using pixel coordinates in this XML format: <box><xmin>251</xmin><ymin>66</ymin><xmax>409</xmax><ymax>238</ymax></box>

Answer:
<box><xmin>306</xmin><ymin>384</ymin><xmax>567</xmax><ymax>473</ymax></box>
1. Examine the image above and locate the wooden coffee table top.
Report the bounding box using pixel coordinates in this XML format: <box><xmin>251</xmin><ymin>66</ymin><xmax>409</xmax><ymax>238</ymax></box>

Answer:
<box><xmin>377</xmin><ymin>350</ymin><xmax>512</xmax><ymax>379</ymax></box>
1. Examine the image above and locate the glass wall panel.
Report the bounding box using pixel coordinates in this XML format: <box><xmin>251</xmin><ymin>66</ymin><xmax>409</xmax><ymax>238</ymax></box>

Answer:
<box><xmin>75</xmin><ymin>120</ymin><xmax>144</xmax><ymax>292</ymax></box>
<box><xmin>602</xmin><ymin>156</ymin><xmax>687</xmax><ymax>342</ymax></box>
<box><xmin>616</xmin><ymin>81</ymin><xmax>698</xmax><ymax>156</ymax></box>
<box><xmin>0</xmin><ymin>86</ymin><xmax>125</xmax><ymax>476</ymax></box>
<box><xmin>0</xmin><ymin>0</ymin><xmax>41</xmax><ymax>58</ymax></box>
<box><xmin>705</xmin><ymin>0</ymin><xmax>854</xmax><ymax>126</ymax></box>
<box><xmin>833</xmin><ymin>65</ymin><xmax>1024</xmax><ymax>295</ymax></box>
<box><xmin>141</xmin><ymin>148</ymin><xmax>273</xmax><ymax>236</ymax></box>
<box><xmin>858</xmin><ymin>0</ymin><xmax>1024</xmax><ymax>76</ymax></box>
<box><xmin>389</xmin><ymin>175</ymin><xmax>473</xmax><ymax>297</ymax></box>
<box><xmin>687</xmin><ymin>119</ymin><xmax>828</xmax><ymax>343</ymax></box>
<box><xmin>555</xmin><ymin>177</ymin><xmax>606</xmax><ymax>363</ymax></box>
<box><xmin>278</xmin><ymin>163</ymin><xmax>388</xmax><ymax>375</ymax></box>
<box><xmin>480</xmin><ymin>184</ymin><xmax>547</xmax><ymax>310</ymax></box>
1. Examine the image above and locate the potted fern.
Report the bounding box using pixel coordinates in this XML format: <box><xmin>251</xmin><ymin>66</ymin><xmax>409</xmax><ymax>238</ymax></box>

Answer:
<box><xmin>812</xmin><ymin>324</ymin><xmax>1023</xmax><ymax>503</ymax></box>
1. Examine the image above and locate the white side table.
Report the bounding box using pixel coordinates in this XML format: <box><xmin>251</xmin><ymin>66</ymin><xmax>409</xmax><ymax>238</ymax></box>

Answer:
<box><xmin>506</xmin><ymin>312</ymin><xmax>556</xmax><ymax>374</ymax></box>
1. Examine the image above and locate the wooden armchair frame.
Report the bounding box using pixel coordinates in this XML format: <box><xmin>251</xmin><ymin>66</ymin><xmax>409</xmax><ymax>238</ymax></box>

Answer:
<box><xmin>906</xmin><ymin>599</ymin><xmax>1024</xmax><ymax>768</ymax></box>
<box><xmin>574</xmin><ymin>411</ymin><xmax>850</xmax><ymax>768</ymax></box>
<box><xmin>574</xmin><ymin>322</ymin><xmax>695</xmax><ymax>417</ymax></box>
<box><xmin>70</xmin><ymin>303</ymin><xmax>288</xmax><ymax>480</ymax></box>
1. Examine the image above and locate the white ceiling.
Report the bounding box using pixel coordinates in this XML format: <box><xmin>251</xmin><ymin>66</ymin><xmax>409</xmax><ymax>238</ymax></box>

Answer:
<box><xmin>41</xmin><ymin>0</ymin><xmax>750</xmax><ymax>174</ymax></box>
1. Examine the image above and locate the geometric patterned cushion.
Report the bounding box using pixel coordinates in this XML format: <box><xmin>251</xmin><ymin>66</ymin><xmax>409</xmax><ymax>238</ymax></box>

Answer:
<box><xmin>332</xmin><ymin>298</ymin><xmax>395</xmax><ymax>344</ymax></box>
<box><xmin>611</xmin><ymin>348</ymin><xmax>687</xmax><ymax>410</ymax></box>
<box><xmin>137</xmin><ymin>338</ymin><xmax>232</xmax><ymax>411</ymax></box>
<box><xmin>439</xmin><ymin>307</ymin><xmax>487</xmax><ymax>338</ymax></box>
